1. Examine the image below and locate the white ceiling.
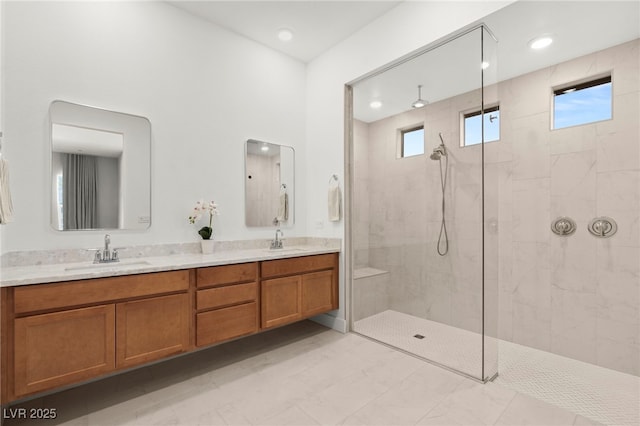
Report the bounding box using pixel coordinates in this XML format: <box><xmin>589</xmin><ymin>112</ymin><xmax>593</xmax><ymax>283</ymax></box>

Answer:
<box><xmin>168</xmin><ymin>0</ymin><xmax>402</xmax><ymax>63</ymax></box>
<box><xmin>167</xmin><ymin>1</ymin><xmax>639</xmax><ymax>123</ymax></box>
<box><xmin>353</xmin><ymin>0</ymin><xmax>640</xmax><ymax>122</ymax></box>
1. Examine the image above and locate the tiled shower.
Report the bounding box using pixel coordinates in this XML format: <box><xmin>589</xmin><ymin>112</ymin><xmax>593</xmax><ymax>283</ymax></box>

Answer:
<box><xmin>351</xmin><ymin>25</ymin><xmax>500</xmax><ymax>382</ymax></box>
<box><xmin>349</xmin><ymin>26</ymin><xmax>639</xmax><ymax>422</ymax></box>
<box><xmin>496</xmin><ymin>39</ymin><xmax>639</xmax><ymax>375</ymax></box>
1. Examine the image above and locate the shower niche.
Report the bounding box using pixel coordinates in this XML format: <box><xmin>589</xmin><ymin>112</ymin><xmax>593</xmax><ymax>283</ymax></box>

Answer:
<box><xmin>348</xmin><ymin>25</ymin><xmax>499</xmax><ymax>382</ymax></box>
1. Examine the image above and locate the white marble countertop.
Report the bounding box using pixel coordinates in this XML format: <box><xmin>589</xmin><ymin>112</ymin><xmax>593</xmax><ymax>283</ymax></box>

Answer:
<box><xmin>0</xmin><ymin>245</ymin><xmax>340</xmax><ymax>287</ymax></box>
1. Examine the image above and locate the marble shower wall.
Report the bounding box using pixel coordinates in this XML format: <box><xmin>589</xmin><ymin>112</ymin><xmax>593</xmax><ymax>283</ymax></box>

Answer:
<box><xmin>352</xmin><ymin>39</ymin><xmax>639</xmax><ymax>375</ymax></box>
<box><xmin>353</xmin><ymin>119</ymin><xmax>371</xmax><ymax>269</ymax></box>
<box><xmin>498</xmin><ymin>39</ymin><xmax>640</xmax><ymax>376</ymax></box>
<box><xmin>354</xmin><ymin>90</ymin><xmax>486</xmax><ymax>334</ymax></box>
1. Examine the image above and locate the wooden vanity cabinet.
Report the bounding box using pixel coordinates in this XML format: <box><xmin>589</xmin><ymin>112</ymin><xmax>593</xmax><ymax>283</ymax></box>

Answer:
<box><xmin>1</xmin><ymin>252</ymin><xmax>339</xmax><ymax>403</ymax></box>
<box><xmin>195</xmin><ymin>263</ymin><xmax>259</xmax><ymax>347</ymax></box>
<box><xmin>9</xmin><ymin>270</ymin><xmax>190</xmax><ymax>399</ymax></box>
<box><xmin>261</xmin><ymin>253</ymin><xmax>338</xmax><ymax>329</ymax></box>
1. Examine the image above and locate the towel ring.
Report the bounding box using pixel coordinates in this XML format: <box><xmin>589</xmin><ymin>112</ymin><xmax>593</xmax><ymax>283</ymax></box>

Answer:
<box><xmin>328</xmin><ymin>174</ymin><xmax>339</xmax><ymax>184</ymax></box>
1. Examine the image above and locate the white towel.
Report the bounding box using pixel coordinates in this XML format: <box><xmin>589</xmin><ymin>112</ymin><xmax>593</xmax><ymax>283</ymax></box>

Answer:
<box><xmin>0</xmin><ymin>157</ymin><xmax>14</xmax><ymax>224</ymax></box>
<box><xmin>328</xmin><ymin>185</ymin><xmax>341</xmax><ymax>222</ymax></box>
<box><xmin>277</xmin><ymin>192</ymin><xmax>288</xmax><ymax>222</ymax></box>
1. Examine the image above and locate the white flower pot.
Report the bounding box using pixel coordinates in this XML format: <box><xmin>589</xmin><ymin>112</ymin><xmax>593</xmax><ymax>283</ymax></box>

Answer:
<box><xmin>200</xmin><ymin>239</ymin><xmax>214</xmax><ymax>254</ymax></box>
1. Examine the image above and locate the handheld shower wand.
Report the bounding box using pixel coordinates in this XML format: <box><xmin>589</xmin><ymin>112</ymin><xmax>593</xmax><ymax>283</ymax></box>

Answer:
<box><xmin>429</xmin><ymin>133</ymin><xmax>447</xmax><ymax>160</ymax></box>
<box><xmin>432</xmin><ymin>132</ymin><xmax>449</xmax><ymax>256</ymax></box>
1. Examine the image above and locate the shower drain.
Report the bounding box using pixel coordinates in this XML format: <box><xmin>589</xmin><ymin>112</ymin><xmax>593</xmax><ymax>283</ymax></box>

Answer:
<box><xmin>413</xmin><ymin>334</ymin><xmax>425</xmax><ymax>339</ymax></box>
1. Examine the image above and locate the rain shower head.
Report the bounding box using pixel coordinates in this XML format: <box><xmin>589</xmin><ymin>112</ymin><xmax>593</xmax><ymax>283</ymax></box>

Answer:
<box><xmin>411</xmin><ymin>85</ymin><xmax>428</xmax><ymax>109</ymax></box>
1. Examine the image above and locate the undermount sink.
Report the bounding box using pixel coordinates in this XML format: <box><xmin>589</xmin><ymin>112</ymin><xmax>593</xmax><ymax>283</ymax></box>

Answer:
<box><xmin>65</xmin><ymin>260</ymin><xmax>151</xmax><ymax>272</ymax></box>
<box><xmin>264</xmin><ymin>247</ymin><xmax>308</xmax><ymax>254</ymax></box>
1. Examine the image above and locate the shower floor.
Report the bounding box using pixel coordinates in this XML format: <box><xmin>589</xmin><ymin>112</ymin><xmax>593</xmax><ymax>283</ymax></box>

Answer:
<box><xmin>353</xmin><ymin>309</ymin><xmax>487</xmax><ymax>377</ymax></box>
<box><xmin>353</xmin><ymin>310</ymin><xmax>640</xmax><ymax>426</ymax></box>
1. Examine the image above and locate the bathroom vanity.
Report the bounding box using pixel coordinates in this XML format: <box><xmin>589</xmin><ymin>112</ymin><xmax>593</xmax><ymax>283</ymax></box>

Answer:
<box><xmin>0</xmin><ymin>249</ymin><xmax>339</xmax><ymax>404</ymax></box>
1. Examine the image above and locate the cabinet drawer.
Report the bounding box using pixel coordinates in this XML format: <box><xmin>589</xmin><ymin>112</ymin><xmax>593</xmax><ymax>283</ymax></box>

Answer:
<box><xmin>196</xmin><ymin>302</ymin><xmax>258</xmax><ymax>347</ymax></box>
<box><xmin>197</xmin><ymin>282</ymin><xmax>257</xmax><ymax>311</ymax></box>
<box><xmin>14</xmin><ymin>271</ymin><xmax>189</xmax><ymax>315</ymax></box>
<box><xmin>261</xmin><ymin>253</ymin><xmax>337</xmax><ymax>279</ymax></box>
<box><xmin>197</xmin><ymin>263</ymin><xmax>258</xmax><ymax>288</ymax></box>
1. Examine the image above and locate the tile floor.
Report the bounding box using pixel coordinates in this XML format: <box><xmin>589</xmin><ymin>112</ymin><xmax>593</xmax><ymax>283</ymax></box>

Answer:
<box><xmin>354</xmin><ymin>309</ymin><xmax>640</xmax><ymax>425</ymax></box>
<box><xmin>4</xmin><ymin>321</ymin><xmax>600</xmax><ymax>426</ymax></box>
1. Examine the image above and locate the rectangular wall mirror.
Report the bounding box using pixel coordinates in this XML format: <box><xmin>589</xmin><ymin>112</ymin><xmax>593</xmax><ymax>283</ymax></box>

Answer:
<box><xmin>49</xmin><ymin>100</ymin><xmax>151</xmax><ymax>231</ymax></box>
<box><xmin>244</xmin><ymin>139</ymin><xmax>295</xmax><ymax>227</ymax></box>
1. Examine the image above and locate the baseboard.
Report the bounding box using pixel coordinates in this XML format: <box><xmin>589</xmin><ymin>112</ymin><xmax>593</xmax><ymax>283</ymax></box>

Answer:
<box><xmin>310</xmin><ymin>313</ymin><xmax>347</xmax><ymax>333</ymax></box>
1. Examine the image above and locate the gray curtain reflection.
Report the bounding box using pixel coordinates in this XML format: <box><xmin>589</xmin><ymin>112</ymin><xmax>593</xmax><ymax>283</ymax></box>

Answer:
<box><xmin>63</xmin><ymin>153</ymin><xmax>97</xmax><ymax>229</ymax></box>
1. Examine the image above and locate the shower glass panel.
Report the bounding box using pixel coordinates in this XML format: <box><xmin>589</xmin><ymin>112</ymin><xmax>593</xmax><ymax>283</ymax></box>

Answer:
<box><xmin>349</xmin><ymin>26</ymin><xmax>498</xmax><ymax>381</ymax></box>
<box><xmin>482</xmin><ymin>25</ymin><xmax>499</xmax><ymax>381</ymax></box>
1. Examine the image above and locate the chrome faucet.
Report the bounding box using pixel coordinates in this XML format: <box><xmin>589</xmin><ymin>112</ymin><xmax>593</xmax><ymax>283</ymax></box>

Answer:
<box><xmin>93</xmin><ymin>234</ymin><xmax>120</xmax><ymax>263</ymax></box>
<box><xmin>104</xmin><ymin>234</ymin><xmax>111</xmax><ymax>257</ymax></box>
<box><xmin>270</xmin><ymin>221</ymin><xmax>284</xmax><ymax>250</ymax></box>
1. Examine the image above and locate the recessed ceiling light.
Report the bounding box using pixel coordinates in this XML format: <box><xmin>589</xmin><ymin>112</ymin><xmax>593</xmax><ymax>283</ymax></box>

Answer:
<box><xmin>369</xmin><ymin>100</ymin><xmax>382</xmax><ymax>109</ymax></box>
<box><xmin>529</xmin><ymin>35</ymin><xmax>553</xmax><ymax>50</ymax></box>
<box><xmin>278</xmin><ymin>29</ymin><xmax>293</xmax><ymax>42</ymax></box>
<box><xmin>481</xmin><ymin>61</ymin><xmax>490</xmax><ymax>70</ymax></box>
<box><xmin>261</xmin><ymin>145</ymin><xmax>269</xmax><ymax>152</ymax></box>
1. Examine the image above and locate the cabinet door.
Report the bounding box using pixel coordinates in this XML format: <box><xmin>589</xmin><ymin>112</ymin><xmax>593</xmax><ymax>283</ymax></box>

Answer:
<box><xmin>261</xmin><ymin>276</ymin><xmax>301</xmax><ymax>329</ymax></box>
<box><xmin>302</xmin><ymin>270</ymin><xmax>336</xmax><ymax>317</ymax></box>
<box><xmin>14</xmin><ymin>305</ymin><xmax>115</xmax><ymax>397</ymax></box>
<box><xmin>116</xmin><ymin>293</ymin><xmax>189</xmax><ymax>369</ymax></box>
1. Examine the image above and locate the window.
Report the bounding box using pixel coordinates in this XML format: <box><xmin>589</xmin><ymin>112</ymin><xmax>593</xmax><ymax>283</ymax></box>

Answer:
<box><xmin>462</xmin><ymin>106</ymin><xmax>500</xmax><ymax>147</ymax></box>
<box><xmin>401</xmin><ymin>126</ymin><xmax>424</xmax><ymax>157</ymax></box>
<box><xmin>553</xmin><ymin>76</ymin><xmax>611</xmax><ymax>129</ymax></box>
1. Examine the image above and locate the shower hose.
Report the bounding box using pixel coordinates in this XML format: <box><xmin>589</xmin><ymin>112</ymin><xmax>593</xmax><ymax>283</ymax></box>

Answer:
<box><xmin>437</xmin><ymin>152</ymin><xmax>449</xmax><ymax>256</ymax></box>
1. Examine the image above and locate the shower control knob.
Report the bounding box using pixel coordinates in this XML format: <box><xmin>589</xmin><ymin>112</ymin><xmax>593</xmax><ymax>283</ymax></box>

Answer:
<box><xmin>551</xmin><ymin>217</ymin><xmax>576</xmax><ymax>236</ymax></box>
<box><xmin>588</xmin><ymin>217</ymin><xmax>617</xmax><ymax>238</ymax></box>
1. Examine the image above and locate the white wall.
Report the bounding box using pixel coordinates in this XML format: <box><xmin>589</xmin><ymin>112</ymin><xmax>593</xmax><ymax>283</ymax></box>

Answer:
<box><xmin>0</xmin><ymin>0</ymin><xmax>4</xmax><ymax>253</ymax></box>
<box><xmin>305</xmin><ymin>1</ymin><xmax>512</xmax><ymax>326</ymax></box>
<box><xmin>0</xmin><ymin>1</ymin><xmax>307</xmax><ymax>253</ymax></box>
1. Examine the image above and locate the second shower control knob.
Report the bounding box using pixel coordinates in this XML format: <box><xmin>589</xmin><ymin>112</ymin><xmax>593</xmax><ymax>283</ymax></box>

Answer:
<box><xmin>588</xmin><ymin>217</ymin><xmax>617</xmax><ymax>238</ymax></box>
<box><xmin>551</xmin><ymin>217</ymin><xmax>576</xmax><ymax>236</ymax></box>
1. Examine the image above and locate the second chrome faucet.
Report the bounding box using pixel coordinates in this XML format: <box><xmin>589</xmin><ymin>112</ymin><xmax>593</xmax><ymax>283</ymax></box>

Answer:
<box><xmin>93</xmin><ymin>234</ymin><xmax>120</xmax><ymax>263</ymax></box>
<box><xmin>270</xmin><ymin>219</ymin><xmax>284</xmax><ymax>250</ymax></box>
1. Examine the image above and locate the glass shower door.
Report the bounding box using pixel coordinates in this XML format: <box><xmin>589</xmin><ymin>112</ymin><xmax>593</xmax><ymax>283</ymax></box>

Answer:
<box><xmin>349</xmin><ymin>25</ymin><xmax>498</xmax><ymax>381</ymax></box>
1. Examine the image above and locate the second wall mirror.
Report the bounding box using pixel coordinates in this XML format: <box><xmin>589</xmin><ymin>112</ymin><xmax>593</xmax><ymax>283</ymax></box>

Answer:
<box><xmin>244</xmin><ymin>139</ymin><xmax>295</xmax><ymax>227</ymax></box>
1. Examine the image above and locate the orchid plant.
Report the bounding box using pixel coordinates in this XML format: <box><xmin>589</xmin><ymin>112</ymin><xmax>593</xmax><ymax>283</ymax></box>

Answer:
<box><xmin>188</xmin><ymin>200</ymin><xmax>219</xmax><ymax>240</ymax></box>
